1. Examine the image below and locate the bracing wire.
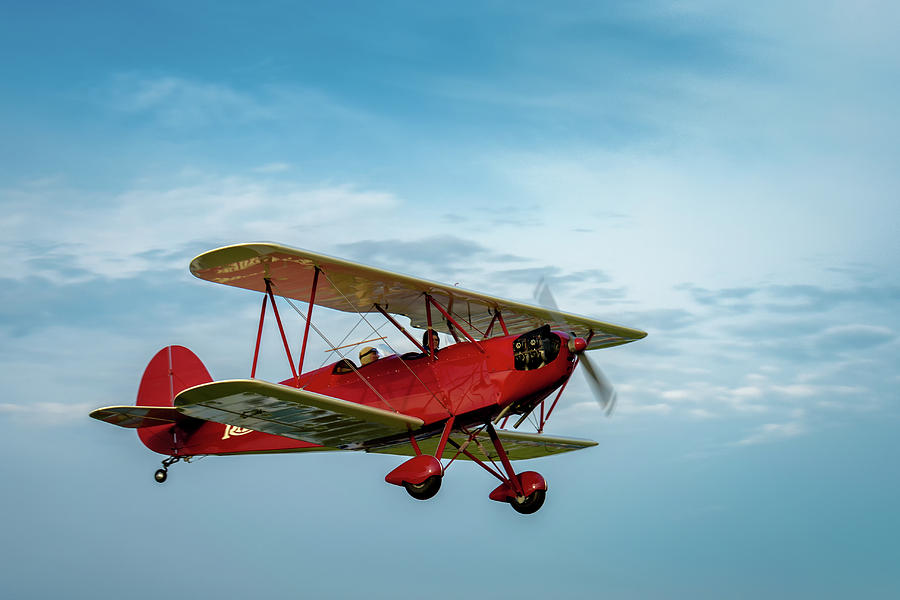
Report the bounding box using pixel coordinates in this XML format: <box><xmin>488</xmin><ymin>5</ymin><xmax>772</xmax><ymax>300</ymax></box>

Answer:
<box><xmin>270</xmin><ymin>281</ymin><xmax>400</xmax><ymax>413</ymax></box>
<box><xmin>314</xmin><ymin>269</ymin><xmax>452</xmax><ymax>414</ymax></box>
<box><xmin>316</xmin><ymin>318</ymin><xmax>389</xmax><ymax>369</ymax></box>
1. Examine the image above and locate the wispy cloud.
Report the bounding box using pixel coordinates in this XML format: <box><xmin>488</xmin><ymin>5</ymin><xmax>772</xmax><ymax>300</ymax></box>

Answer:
<box><xmin>108</xmin><ymin>75</ymin><xmax>274</xmax><ymax>127</ymax></box>
<box><xmin>734</xmin><ymin>421</ymin><xmax>806</xmax><ymax>446</ymax></box>
<box><xmin>104</xmin><ymin>74</ymin><xmax>372</xmax><ymax>131</ymax></box>
<box><xmin>1</xmin><ymin>174</ymin><xmax>399</xmax><ymax>282</ymax></box>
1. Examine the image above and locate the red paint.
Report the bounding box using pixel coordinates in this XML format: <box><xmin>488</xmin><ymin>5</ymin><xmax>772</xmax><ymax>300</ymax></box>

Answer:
<box><xmin>135</xmin><ymin>346</ymin><xmax>212</xmax><ymax>455</ymax></box>
<box><xmin>571</xmin><ymin>336</ymin><xmax>587</xmax><ymax>353</ymax></box>
<box><xmin>265</xmin><ymin>280</ymin><xmax>299</xmax><ymax>385</ymax></box>
<box><xmin>250</xmin><ymin>293</ymin><xmax>267</xmax><ymax>378</ymax></box>
<box><xmin>433</xmin><ymin>416</ymin><xmax>455</xmax><ymax>460</ymax></box>
<box><xmin>136</xmin><ymin>330</ymin><xmax>578</xmax><ymax>458</ymax></box>
<box><xmin>497</xmin><ymin>312</ymin><xmax>509</xmax><ymax>336</ymax></box>
<box><xmin>486</xmin><ymin>422</ymin><xmax>523</xmax><ymax>495</ymax></box>
<box><xmin>385</xmin><ymin>455</ymin><xmax>443</xmax><ymax>486</ymax></box>
<box><xmin>296</xmin><ymin>267</ymin><xmax>319</xmax><ymax>374</ymax></box>
<box><xmin>489</xmin><ymin>471</ymin><xmax>547</xmax><ymax>502</ymax></box>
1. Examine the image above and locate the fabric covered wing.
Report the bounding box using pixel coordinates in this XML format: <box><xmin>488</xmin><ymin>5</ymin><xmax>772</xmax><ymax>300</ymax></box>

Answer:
<box><xmin>89</xmin><ymin>405</ymin><xmax>200</xmax><ymax>429</ymax></box>
<box><xmin>190</xmin><ymin>243</ymin><xmax>646</xmax><ymax>350</ymax></box>
<box><xmin>174</xmin><ymin>379</ymin><xmax>423</xmax><ymax>448</ymax></box>
<box><xmin>370</xmin><ymin>429</ymin><xmax>598</xmax><ymax>461</ymax></box>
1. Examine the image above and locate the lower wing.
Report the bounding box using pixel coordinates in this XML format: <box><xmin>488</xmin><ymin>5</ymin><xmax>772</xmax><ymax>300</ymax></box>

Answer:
<box><xmin>173</xmin><ymin>379</ymin><xmax>424</xmax><ymax>449</ymax></box>
<box><xmin>371</xmin><ymin>429</ymin><xmax>598</xmax><ymax>461</ymax></box>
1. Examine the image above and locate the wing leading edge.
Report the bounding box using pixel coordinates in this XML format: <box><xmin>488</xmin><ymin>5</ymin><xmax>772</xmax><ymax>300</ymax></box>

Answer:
<box><xmin>189</xmin><ymin>243</ymin><xmax>646</xmax><ymax>350</ymax></box>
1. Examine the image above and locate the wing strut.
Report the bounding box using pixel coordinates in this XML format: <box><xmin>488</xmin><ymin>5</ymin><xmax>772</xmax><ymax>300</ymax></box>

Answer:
<box><xmin>267</xmin><ymin>279</ymin><xmax>300</xmax><ymax>385</ymax></box>
<box><xmin>426</xmin><ymin>295</ymin><xmax>485</xmax><ymax>353</ymax></box>
<box><xmin>374</xmin><ymin>303</ymin><xmax>427</xmax><ymax>354</ymax></box>
<box><xmin>250</xmin><ymin>293</ymin><xmax>268</xmax><ymax>378</ymax></box>
<box><xmin>248</xmin><ymin>281</ymin><xmax>304</xmax><ymax>386</ymax></box>
<box><xmin>296</xmin><ymin>267</ymin><xmax>319</xmax><ymax>374</ymax></box>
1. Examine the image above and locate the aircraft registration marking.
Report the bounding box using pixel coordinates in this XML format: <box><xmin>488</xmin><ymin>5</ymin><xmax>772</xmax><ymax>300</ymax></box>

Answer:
<box><xmin>222</xmin><ymin>424</ymin><xmax>254</xmax><ymax>439</ymax></box>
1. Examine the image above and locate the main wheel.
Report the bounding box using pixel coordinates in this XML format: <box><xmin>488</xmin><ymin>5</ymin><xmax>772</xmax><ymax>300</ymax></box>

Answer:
<box><xmin>154</xmin><ymin>468</ymin><xmax>168</xmax><ymax>483</ymax></box>
<box><xmin>403</xmin><ymin>475</ymin><xmax>442</xmax><ymax>500</ymax></box>
<box><xmin>510</xmin><ymin>489</ymin><xmax>545</xmax><ymax>514</ymax></box>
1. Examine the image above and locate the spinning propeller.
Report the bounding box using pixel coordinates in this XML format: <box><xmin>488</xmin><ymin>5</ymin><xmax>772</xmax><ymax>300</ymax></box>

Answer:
<box><xmin>535</xmin><ymin>280</ymin><xmax>618</xmax><ymax>416</ymax></box>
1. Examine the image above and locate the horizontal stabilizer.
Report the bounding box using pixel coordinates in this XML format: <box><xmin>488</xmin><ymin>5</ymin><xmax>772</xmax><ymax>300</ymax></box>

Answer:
<box><xmin>371</xmin><ymin>429</ymin><xmax>598</xmax><ymax>461</ymax></box>
<box><xmin>174</xmin><ymin>379</ymin><xmax>423</xmax><ymax>448</ymax></box>
<box><xmin>89</xmin><ymin>405</ymin><xmax>200</xmax><ymax>429</ymax></box>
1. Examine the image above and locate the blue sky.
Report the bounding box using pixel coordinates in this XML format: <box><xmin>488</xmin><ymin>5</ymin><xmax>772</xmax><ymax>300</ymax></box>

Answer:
<box><xmin>1</xmin><ymin>2</ymin><xmax>899</xmax><ymax>598</ymax></box>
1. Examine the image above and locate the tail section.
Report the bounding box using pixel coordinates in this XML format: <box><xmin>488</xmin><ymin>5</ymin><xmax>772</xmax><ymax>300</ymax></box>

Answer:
<box><xmin>137</xmin><ymin>346</ymin><xmax>212</xmax><ymax>454</ymax></box>
<box><xmin>137</xmin><ymin>345</ymin><xmax>212</xmax><ymax>407</ymax></box>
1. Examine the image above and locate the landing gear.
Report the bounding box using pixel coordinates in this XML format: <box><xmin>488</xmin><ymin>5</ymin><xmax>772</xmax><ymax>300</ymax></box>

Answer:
<box><xmin>481</xmin><ymin>424</ymin><xmax>549</xmax><ymax>515</ymax></box>
<box><xmin>403</xmin><ymin>475</ymin><xmax>442</xmax><ymax>500</ymax></box>
<box><xmin>509</xmin><ymin>489</ymin><xmax>546</xmax><ymax>514</ymax></box>
<box><xmin>154</xmin><ymin>456</ymin><xmax>181</xmax><ymax>484</ymax></box>
<box><xmin>385</xmin><ymin>453</ymin><xmax>445</xmax><ymax>500</ymax></box>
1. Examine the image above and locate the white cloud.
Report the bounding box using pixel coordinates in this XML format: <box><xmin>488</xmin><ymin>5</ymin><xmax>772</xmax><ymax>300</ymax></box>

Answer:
<box><xmin>687</xmin><ymin>408</ymin><xmax>716</xmax><ymax>420</ymax></box>
<box><xmin>734</xmin><ymin>421</ymin><xmax>806</xmax><ymax>446</ymax></box>
<box><xmin>770</xmin><ymin>384</ymin><xmax>867</xmax><ymax>398</ymax></box>
<box><xmin>105</xmin><ymin>74</ymin><xmax>376</xmax><ymax>131</ymax></box>
<box><xmin>110</xmin><ymin>75</ymin><xmax>272</xmax><ymax>127</ymax></box>
<box><xmin>732</xmin><ymin>386</ymin><xmax>763</xmax><ymax>398</ymax></box>
<box><xmin>0</xmin><ymin>174</ymin><xmax>399</xmax><ymax>282</ymax></box>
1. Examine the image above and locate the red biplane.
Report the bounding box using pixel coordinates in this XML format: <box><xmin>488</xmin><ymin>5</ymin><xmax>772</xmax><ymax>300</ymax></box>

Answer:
<box><xmin>91</xmin><ymin>243</ymin><xmax>646</xmax><ymax>514</ymax></box>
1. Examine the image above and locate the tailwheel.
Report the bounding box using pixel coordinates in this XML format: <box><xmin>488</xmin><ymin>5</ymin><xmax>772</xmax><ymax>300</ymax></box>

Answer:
<box><xmin>154</xmin><ymin>455</ymin><xmax>181</xmax><ymax>484</ymax></box>
<box><xmin>509</xmin><ymin>489</ymin><xmax>546</xmax><ymax>514</ymax></box>
<box><xmin>403</xmin><ymin>475</ymin><xmax>442</xmax><ymax>500</ymax></box>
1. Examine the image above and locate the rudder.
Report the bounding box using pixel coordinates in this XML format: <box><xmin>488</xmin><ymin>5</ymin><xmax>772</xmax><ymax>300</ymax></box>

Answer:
<box><xmin>137</xmin><ymin>346</ymin><xmax>212</xmax><ymax>454</ymax></box>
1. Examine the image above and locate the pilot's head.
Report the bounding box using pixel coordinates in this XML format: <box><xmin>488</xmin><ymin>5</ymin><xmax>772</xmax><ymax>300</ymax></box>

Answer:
<box><xmin>422</xmin><ymin>330</ymin><xmax>440</xmax><ymax>352</ymax></box>
<box><xmin>359</xmin><ymin>346</ymin><xmax>380</xmax><ymax>365</ymax></box>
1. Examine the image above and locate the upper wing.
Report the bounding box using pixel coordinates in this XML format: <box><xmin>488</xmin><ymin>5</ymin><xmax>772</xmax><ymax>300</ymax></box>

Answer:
<box><xmin>370</xmin><ymin>429</ymin><xmax>598</xmax><ymax>461</ymax></box>
<box><xmin>190</xmin><ymin>242</ymin><xmax>646</xmax><ymax>350</ymax></box>
<box><xmin>174</xmin><ymin>379</ymin><xmax>423</xmax><ymax>448</ymax></box>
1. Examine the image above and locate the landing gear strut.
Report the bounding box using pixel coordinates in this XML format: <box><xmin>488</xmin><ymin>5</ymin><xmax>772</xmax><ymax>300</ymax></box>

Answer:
<box><xmin>481</xmin><ymin>423</ymin><xmax>549</xmax><ymax>514</ymax></box>
<box><xmin>154</xmin><ymin>456</ymin><xmax>181</xmax><ymax>484</ymax></box>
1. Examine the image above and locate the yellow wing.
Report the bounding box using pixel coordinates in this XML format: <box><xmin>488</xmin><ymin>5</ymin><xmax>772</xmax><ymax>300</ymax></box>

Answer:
<box><xmin>370</xmin><ymin>429</ymin><xmax>598</xmax><ymax>461</ymax></box>
<box><xmin>190</xmin><ymin>242</ymin><xmax>646</xmax><ymax>350</ymax></box>
<box><xmin>174</xmin><ymin>379</ymin><xmax>423</xmax><ymax>449</ymax></box>
<box><xmin>89</xmin><ymin>406</ymin><xmax>198</xmax><ymax>428</ymax></box>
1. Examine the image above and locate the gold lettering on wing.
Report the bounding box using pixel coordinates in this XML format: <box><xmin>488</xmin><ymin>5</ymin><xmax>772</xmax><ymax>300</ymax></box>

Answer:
<box><xmin>222</xmin><ymin>425</ymin><xmax>254</xmax><ymax>440</ymax></box>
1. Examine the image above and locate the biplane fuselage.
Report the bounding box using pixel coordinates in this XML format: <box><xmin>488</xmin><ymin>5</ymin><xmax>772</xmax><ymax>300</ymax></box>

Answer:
<box><xmin>139</xmin><ymin>330</ymin><xmax>577</xmax><ymax>458</ymax></box>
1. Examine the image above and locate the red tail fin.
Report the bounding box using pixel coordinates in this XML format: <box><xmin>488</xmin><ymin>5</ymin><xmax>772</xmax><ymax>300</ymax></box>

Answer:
<box><xmin>137</xmin><ymin>346</ymin><xmax>212</xmax><ymax>454</ymax></box>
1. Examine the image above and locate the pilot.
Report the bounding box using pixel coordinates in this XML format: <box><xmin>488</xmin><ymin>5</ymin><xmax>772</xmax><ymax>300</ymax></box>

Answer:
<box><xmin>422</xmin><ymin>330</ymin><xmax>440</xmax><ymax>354</ymax></box>
<box><xmin>359</xmin><ymin>345</ymin><xmax>381</xmax><ymax>366</ymax></box>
